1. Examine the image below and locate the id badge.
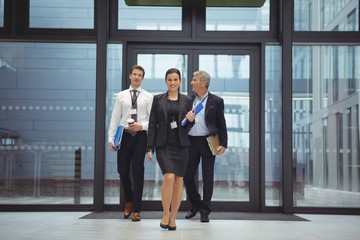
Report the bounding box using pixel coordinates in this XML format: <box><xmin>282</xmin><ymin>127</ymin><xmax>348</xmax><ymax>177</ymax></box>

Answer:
<box><xmin>170</xmin><ymin>121</ymin><xmax>178</xmax><ymax>129</ymax></box>
<box><xmin>130</xmin><ymin>108</ymin><xmax>137</xmax><ymax>115</ymax></box>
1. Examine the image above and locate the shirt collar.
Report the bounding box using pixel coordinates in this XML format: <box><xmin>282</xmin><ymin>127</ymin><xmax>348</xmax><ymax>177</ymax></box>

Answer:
<box><xmin>129</xmin><ymin>86</ymin><xmax>142</xmax><ymax>92</ymax></box>
<box><xmin>196</xmin><ymin>91</ymin><xmax>209</xmax><ymax>101</ymax></box>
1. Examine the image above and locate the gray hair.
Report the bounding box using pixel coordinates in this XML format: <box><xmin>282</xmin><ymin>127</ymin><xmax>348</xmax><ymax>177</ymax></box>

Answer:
<box><xmin>193</xmin><ymin>70</ymin><xmax>210</xmax><ymax>88</ymax></box>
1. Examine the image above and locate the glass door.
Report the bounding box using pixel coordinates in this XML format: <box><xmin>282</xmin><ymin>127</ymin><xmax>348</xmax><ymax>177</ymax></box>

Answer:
<box><xmin>124</xmin><ymin>45</ymin><xmax>260</xmax><ymax>211</ymax></box>
<box><xmin>196</xmin><ymin>53</ymin><xmax>252</xmax><ymax>205</ymax></box>
<box><xmin>137</xmin><ymin>52</ymin><xmax>190</xmax><ymax>204</ymax></box>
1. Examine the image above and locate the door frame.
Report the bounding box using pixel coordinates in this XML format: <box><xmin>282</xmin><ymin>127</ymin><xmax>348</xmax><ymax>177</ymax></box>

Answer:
<box><xmin>125</xmin><ymin>43</ymin><xmax>262</xmax><ymax>212</ymax></box>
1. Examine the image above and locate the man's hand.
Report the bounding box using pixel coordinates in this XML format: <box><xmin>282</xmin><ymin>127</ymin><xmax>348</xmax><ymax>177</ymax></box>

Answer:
<box><xmin>108</xmin><ymin>142</ymin><xmax>116</xmax><ymax>152</ymax></box>
<box><xmin>185</xmin><ymin>110</ymin><xmax>195</xmax><ymax>122</ymax></box>
<box><xmin>217</xmin><ymin>146</ymin><xmax>226</xmax><ymax>154</ymax></box>
<box><xmin>128</xmin><ymin>121</ymin><xmax>142</xmax><ymax>133</ymax></box>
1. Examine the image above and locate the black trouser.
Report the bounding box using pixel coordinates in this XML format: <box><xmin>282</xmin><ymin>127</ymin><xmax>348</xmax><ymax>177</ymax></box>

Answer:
<box><xmin>184</xmin><ymin>136</ymin><xmax>215</xmax><ymax>211</ymax></box>
<box><xmin>117</xmin><ymin>131</ymin><xmax>147</xmax><ymax>213</ymax></box>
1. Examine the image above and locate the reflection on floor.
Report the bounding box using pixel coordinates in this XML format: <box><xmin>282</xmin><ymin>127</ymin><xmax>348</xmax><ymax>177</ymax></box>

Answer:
<box><xmin>0</xmin><ymin>212</ymin><xmax>359</xmax><ymax>240</ymax></box>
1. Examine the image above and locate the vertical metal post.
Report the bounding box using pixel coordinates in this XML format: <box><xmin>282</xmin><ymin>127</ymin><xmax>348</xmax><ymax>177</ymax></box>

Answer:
<box><xmin>93</xmin><ymin>0</ymin><xmax>109</xmax><ymax>212</ymax></box>
<box><xmin>281</xmin><ymin>0</ymin><xmax>294</xmax><ymax>213</ymax></box>
<box><xmin>74</xmin><ymin>148</ymin><xmax>82</xmax><ymax>204</ymax></box>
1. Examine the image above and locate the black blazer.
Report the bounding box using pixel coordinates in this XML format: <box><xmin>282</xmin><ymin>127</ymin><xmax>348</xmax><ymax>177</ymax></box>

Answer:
<box><xmin>147</xmin><ymin>92</ymin><xmax>194</xmax><ymax>151</ymax></box>
<box><xmin>191</xmin><ymin>92</ymin><xmax>228</xmax><ymax>148</ymax></box>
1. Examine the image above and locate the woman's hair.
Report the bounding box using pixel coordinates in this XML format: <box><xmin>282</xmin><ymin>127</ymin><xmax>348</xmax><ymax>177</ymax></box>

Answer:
<box><xmin>165</xmin><ymin>68</ymin><xmax>181</xmax><ymax>80</ymax></box>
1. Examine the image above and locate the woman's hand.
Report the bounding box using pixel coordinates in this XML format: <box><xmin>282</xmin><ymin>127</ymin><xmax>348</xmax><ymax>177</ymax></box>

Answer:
<box><xmin>147</xmin><ymin>151</ymin><xmax>153</xmax><ymax>163</ymax></box>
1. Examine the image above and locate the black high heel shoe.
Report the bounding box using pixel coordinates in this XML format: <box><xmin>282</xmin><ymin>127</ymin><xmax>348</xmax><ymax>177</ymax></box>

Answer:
<box><xmin>160</xmin><ymin>222</ymin><xmax>168</xmax><ymax>229</ymax></box>
<box><xmin>168</xmin><ymin>225</ymin><xmax>177</xmax><ymax>231</ymax></box>
<box><xmin>160</xmin><ymin>215</ymin><xmax>169</xmax><ymax>229</ymax></box>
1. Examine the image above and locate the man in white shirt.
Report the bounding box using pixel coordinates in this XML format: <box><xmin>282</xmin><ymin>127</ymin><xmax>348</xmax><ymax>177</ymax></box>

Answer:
<box><xmin>108</xmin><ymin>65</ymin><xmax>153</xmax><ymax>222</ymax></box>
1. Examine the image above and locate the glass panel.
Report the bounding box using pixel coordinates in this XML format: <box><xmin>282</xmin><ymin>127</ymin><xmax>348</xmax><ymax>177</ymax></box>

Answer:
<box><xmin>0</xmin><ymin>0</ymin><xmax>4</xmax><ymax>27</ymax></box>
<box><xmin>105</xmin><ymin>51</ymin><xmax>188</xmax><ymax>204</ymax></box>
<box><xmin>138</xmin><ymin>54</ymin><xmax>188</xmax><ymax>95</ymax></box>
<box><xmin>140</xmin><ymin>54</ymin><xmax>188</xmax><ymax>201</ymax></box>
<box><xmin>292</xmin><ymin>45</ymin><xmax>360</xmax><ymax>207</ymax></box>
<box><xmin>0</xmin><ymin>42</ymin><xmax>96</xmax><ymax>204</ymax></box>
<box><xmin>199</xmin><ymin>54</ymin><xmax>250</xmax><ymax>201</ymax></box>
<box><xmin>29</xmin><ymin>0</ymin><xmax>94</xmax><ymax>29</ymax></box>
<box><xmin>118</xmin><ymin>0</ymin><xmax>181</xmax><ymax>30</ymax></box>
<box><xmin>105</xmin><ymin>44</ymin><xmax>123</xmax><ymax>204</ymax></box>
<box><xmin>265</xmin><ymin>45</ymin><xmax>282</xmax><ymax>206</ymax></box>
<box><xmin>206</xmin><ymin>0</ymin><xmax>270</xmax><ymax>31</ymax></box>
<box><xmin>294</xmin><ymin>0</ymin><xmax>359</xmax><ymax>31</ymax></box>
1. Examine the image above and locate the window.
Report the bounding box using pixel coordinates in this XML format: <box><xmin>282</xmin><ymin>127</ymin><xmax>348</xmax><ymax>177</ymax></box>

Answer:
<box><xmin>104</xmin><ymin>49</ymin><xmax>189</xmax><ymax>203</ymax></box>
<box><xmin>206</xmin><ymin>0</ymin><xmax>270</xmax><ymax>31</ymax></box>
<box><xmin>292</xmin><ymin>45</ymin><xmax>360</xmax><ymax>207</ymax></box>
<box><xmin>118</xmin><ymin>0</ymin><xmax>181</xmax><ymax>30</ymax></box>
<box><xmin>0</xmin><ymin>0</ymin><xmax>4</xmax><ymax>27</ymax></box>
<box><xmin>105</xmin><ymin>44</ymin><xmax>123</xmax><ymax>204</ymax></box>
<box><xmin>295</xmin><ymin>0</ymin><xmax>359</xmax><ymax>31</ymax></box>
<box><xmin>0</xmin><ymin>42</ymin><xmax>96</xmax><ymax>204</ymax></box>
<box><xmin>29</xmin><ymin>0</ymin><xmax>94</xmax><ymax>29</ymax></box>
<box><xmin>347</xmin><ymin>9</ymin><xmax>357</xmax><ymax>31</ymax></box>
<box><xmin>265</xmin><ymin>45</ymin><xmax>282</xmax><ymax>206</ymax></box>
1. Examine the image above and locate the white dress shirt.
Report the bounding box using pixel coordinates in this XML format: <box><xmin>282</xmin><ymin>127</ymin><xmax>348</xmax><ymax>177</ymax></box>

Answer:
<box><xmin>108</xmin><ymin>86</ymin><xmax>153</xmax><ymax>143</ymax></box>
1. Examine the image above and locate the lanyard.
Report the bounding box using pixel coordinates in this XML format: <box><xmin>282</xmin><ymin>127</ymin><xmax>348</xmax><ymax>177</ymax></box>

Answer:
<box><xmin>193</xmin><ymin>92</ymin><xmax>209</xmax><ymax>111</ymax></box>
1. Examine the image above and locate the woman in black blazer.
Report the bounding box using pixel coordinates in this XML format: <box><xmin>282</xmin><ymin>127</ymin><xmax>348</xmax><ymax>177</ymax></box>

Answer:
<box><xmin>147</xmin><ymin>68</ymin><xmax>194</xmax><ymax>230</ymax></box>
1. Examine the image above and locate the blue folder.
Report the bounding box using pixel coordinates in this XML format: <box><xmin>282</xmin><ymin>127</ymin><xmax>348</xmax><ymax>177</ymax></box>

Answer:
<box><xmin>181</xmin><ymin>102</ymin><xmax>204</xmax><ymax>127</ymax></box>
<box><xmin>113</xmin><ymin>125</ymin><xmax>124</xmax><ymax>150</ymax></box>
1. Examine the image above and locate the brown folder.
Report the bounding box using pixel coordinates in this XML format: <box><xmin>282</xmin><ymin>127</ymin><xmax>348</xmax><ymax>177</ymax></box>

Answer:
<box><xmin>206</xmin><ymin>134</ymin><xmax>220</xmax><ymax>155</ymax></box>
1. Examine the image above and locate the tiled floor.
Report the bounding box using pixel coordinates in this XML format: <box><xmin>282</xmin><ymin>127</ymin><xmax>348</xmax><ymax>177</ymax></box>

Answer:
<box><xmin>0</xmin><ymin>211</ymin><xmax>359</xmax><ymax>240</ymax></box>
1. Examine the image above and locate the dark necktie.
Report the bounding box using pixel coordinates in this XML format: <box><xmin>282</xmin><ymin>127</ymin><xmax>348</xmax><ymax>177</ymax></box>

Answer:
<box><xmin>131</xmin><ymin>90</ymin><xmax>138</xmax><ymax>122</ymax></box>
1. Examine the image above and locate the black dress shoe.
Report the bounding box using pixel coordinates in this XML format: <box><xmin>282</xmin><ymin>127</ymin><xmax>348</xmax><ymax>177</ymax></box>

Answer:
<box><xmin>185</xmin><ymin>207</ymin><xmax>198</xmax><ymax>219</ymax></box>
<box><xmin>200</xmin><ymin>215</ymin><xmax>209</xmax><ymax>222</ymax></box>
<box><xmin>200</xmin><ymin>209</ymin><xmax>210</xmax><ymax>222</ymax></box>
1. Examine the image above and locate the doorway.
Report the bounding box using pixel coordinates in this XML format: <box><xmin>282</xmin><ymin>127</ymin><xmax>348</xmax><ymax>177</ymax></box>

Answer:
<box><xmin>127</xmin><ymin>44</ymin><xmax>261</xmax><ymax>212</ymax></box>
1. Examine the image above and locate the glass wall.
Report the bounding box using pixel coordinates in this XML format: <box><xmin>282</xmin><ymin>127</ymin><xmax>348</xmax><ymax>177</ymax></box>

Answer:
<box><xmin>0</xmin><ymin>0</ymin><xmax>4</xmax><ymax>27</ymax></box>
<box><xmin>29</xmin><ymin>0</ymin><xmax>94</xmax><ymax>29</ymax></box>
<box><xmin>206</xmin><ymin>0</ymin><xmax>270</xmax><ymax>31</ymax></box>
<box><xmin>265</xmin><ymin>45</ymin><xmax>282</xmax><ymax>206</ymax></box>
<box><xmin>118</xmin><ymin>0</ymin><xmax>182</xmax><ymax>30</ymax></box>
<box><xmin>294</xmin><ymin>0</ymin><xmax>359</xmax><ymax>31</ymax></box>
<box><xmin>105</xmin><ymin>44</ymin><xmax>123</xmax><ymax>204</ymax></box>
<box><xmin>199</xmin><ymin>54</ymin><xmax>251</xmax><ymax>202</ymax></box>
<box><xmin>138</xmin><ymin>53</ymin><xmax>188</xmax><ymax>201</ymax></box>
<box><xmin>1</xmin><ymin>0</ymin><xmax>359</xmax><ymax>213</ymax></box>
<box><xmin>292</xmin><ymin>45</ymin><xmax>360</xmax><ymax>207</ymax></box>
<box><xmin>105</xmin><ymin>49</ymin><xmax>188</xmax><ymax>204</ymax></box>
<box><xmin>0</xmin><ymin>42</ymin><xmax>96</xmax><ymax>204</ymax></box>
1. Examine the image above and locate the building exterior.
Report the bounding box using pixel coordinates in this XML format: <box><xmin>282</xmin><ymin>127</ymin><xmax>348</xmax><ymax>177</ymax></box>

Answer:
<box><xmin>0</xmin><ymin>0</ymin><xmax>359</xmax><ymax>214</ymax></box>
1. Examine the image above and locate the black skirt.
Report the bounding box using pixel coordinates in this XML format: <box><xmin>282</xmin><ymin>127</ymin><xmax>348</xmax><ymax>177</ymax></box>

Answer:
<box><xmin>156</xmin><ymin>146</ymin><xmax>189</xmax><ymax>177</ymax></box>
